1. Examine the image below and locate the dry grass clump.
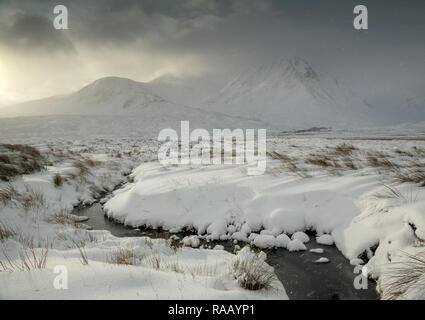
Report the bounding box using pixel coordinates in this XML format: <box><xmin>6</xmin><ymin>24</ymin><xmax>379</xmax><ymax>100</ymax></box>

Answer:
<box><xmin>305</xmin><ymin>155</ymin><xmax>332</xmax><ymax>168</ymax></box>
<box><xmin>68</xmin><ymin>157</ymin><xmax>101</xmax><ymax>181</ymax></box>
<box><xmin>0</xmin><ymin>154</ymin><xmax>11</xmax><ymax>164</ymax></box>
<box><xmin>53</xmin><ymin>173</ymin><xmax>63</xmax><ymax>187</ymax></box>
<box><xmin>394</xmin><ymin>149</ymin><xmax>414</xmax><ymax>157</ymax></box>
<box><xmin>107</xmin><ymin>247</ymin><xmax>138</xmax><ymax>265</ymax></box>
<box><xmin>0</xmin><ymin>184</ymin><xmax>45</xmax><ymax>210</ymax></box>
<box><xmin>0</xmin><ymin>184</ymin><xmax>18</xmax><ymax>206</ymax></box>
<box><xmin>364</xmin><ymin>150</ymin><xmax>425</xmax><ymax>187</ymax></box>
<box><xmin>143</xmin><ymin>254</ymin><xmax>162</xmax><ymax>269</ymax></box>
<box><xmin>367</xmin><ymin>153</ymin><xmax>398</xmax><ymax>170</ymax></box>
<box><xmin>187</xmin><ymin>263</ymin><xmax>218</xmax><ymax>277</ymax></box>
<box><xmin>0</xmin><ymin>246</ymin><xmax>48</xmax><ymax>272</ymax></box>
<box><xmin>0</xmin><ymin>222</ymin><xmax>16</xmax><ymax>241</ymax></box>
<box><xmin>379</xmin><ymin>251</ymin><xmax>425</xmax><ymax>300</ymax></box>
<box><xmin>72</xmin><ymin>160</ymin><xmax>90</xmax><ymax>176</ymax></box>
<box><xmin>267</xmin><ymin>151</ymin><xmax>309</xmax><ymax>178</ymax></box>
<box><xmin>2</xmin><ymin>144</ymin><xmax>40</xmax><ymax>157</ymax></box>
<box><xmin>334</xmin><ymin>143</ymin><xmax>358</xmax><ymax>155</ymax></box>
<box><xmin>71</xmin><ymin>239</ymin><xmax>89</xmax><ymax>265</ymax></box>
<box><xmin>372</xmin><ymin>183</ymin><xmax>406</xmax><ymax>200</ymax></box>
<box><xmin>82</xmin><ymin>158</ymin><xmax>101</xmax><ymax>168</ymax></box>
<box><xmin>142</xmin><ymin>254</ymin><xmax>184</xmax><ymax>273</ymax></box>
<box><xmin>395</xmin><ymin>169</ymin><xmax>425</xmax><ymax>187</ymax></box>
<box><xmin>231</xmin><ymin>248</ymin><xmax>277</xmax><ymax>291</ymax></box>
<box><xmin>45</xmin><ymin>210</ymin><xmax>82</xmax><ymax>227</ymax></box>
<box><xmin>19</xmin><ymin>186</ymin><xmax>46</xmax><ymax>211</ymax></box>
<box><xmin>343</xmin><ymin>157</ymin><xmax>357</xmax><ymax>170</ymax></box>
<box><xmin>0</xmin><ymin>144</ymin><xmax>45</xmax><ymax>181</ymax></box>
<box><xmin>0</xmin><ymin>163</ymin><xmax>21</xmax><ymax>180</ymax></box>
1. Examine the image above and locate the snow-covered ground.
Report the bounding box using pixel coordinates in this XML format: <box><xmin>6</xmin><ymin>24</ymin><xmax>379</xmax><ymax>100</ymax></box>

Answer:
<box><xmin>103</xmin><ymin>134</ymin><xmax>425</xmax><ymax>299</ymax></box>
<box><xmin>0</xmin><ymin>138</ymin><xmax>285</xmax><ymax>300</ymax></box>
<box><xmin>1</xmin><ymin>126</ymin><xmax>425</xmax><ymax>300</ymax></box>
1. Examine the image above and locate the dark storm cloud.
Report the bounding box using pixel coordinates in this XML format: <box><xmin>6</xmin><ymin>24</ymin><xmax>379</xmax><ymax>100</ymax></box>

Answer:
<box><xmin>1</xmin><ymin>0</ymin><xmax>424</xmax><ymax>62</ymax></box>
<box><xmin>0</xmin><ymin>11</ymin><xmax>75</xmax><ymax>53</ymax></box>
<box><xmin>0</xmin><ymin>0</ymin><xmax>424</xmax><ymax>110</ymax></box>
<box><xmin>1</xmin><ymin>0</ymin><xmax>234</xmax><ymax>45</ymax></box>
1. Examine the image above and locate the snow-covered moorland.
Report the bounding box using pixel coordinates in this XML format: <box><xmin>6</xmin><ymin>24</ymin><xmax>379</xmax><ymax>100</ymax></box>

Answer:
<box><xmin>1</xmin><ymin>128</ymin><xmax>425</xmax><ymax>300</ymax></box>
<box><xmin>0</xmin><ymin>138</ymin><xmax>285</xmax><ymax>299</ymax></box>
<box><xmin>104</xmin><ymin>134</ymin><xmax>425</xmax><ymax>299</ymax></box>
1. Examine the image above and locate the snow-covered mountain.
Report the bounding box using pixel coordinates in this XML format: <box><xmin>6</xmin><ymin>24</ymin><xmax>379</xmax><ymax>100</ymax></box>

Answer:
<box><xmin>145</xmin><ymin>74</ymin><xmax>219</xmax><ymax>107</ymax></box>
<box><xmin>0</xmin><ymin>76</ymin><xmax>265</xmax><ymax>132</ymax></box>
<box><xmin>0</xmin><ymin>77</ymin><xmax>179</xmax><ymax>117</ymax></box>
<box><xmin>203</xmin><ymin>58</ymin><xmax>373</xmax><ymax>129</ymax></box>
<box><xmin>1</xmin><ymin>58</ymin><xmax>381</xmax><ymax>131</ymax></box>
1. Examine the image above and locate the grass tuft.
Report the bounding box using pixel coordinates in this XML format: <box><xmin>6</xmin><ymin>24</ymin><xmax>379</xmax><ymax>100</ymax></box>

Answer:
<box><xmin>107</xmin><ymin>247</ymin><xmax>138</xmax><ymax>265</ymax></box>
<box><xmin>53</xmin><ymin>173</ymin><xmax>64</xmax><ymax>187</ymax></box>
<box><xmin>0</xmin><ymin>144</ymin><xmax>44</xmax><ymax>181</ymax></box>
<box><xmin>0</xmin><ymin>222</ymin><xmax>16</xmax><ymax>241</ymax></box>
<box><xmin>231</xmin><ymin>247</ymin><xmax>277</xmax><ymax>291</ymax></box>
<box><xmin>334</xmin><ymin>143</ymin><xmax>358</xmax><ymax>155</ymax></box>
<box><xmin>379</xmin><ymin>251</ymin><xmax>425</xmax><ymax>300</ymax></box>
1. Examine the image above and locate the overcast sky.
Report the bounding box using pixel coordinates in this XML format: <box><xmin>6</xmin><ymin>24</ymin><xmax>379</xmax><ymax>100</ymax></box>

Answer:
<box><xmin>0</xmin><ymin>0</ymin><xmax>424</xmax><ymax>107</ymax></box>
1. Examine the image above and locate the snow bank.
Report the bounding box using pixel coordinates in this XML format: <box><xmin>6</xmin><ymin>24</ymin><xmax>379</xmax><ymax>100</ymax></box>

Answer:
<box><xmin>103</xmin><ymin>162</ymin><xmax>370</xmax><ymax>255</ymax></box>
<box><xmin>0</xmin><ymin>233</ymin><xmax>286</xmax><ymax>299</ymax></box>
<box><xmin>291</xmin><ymin>231</ymin><xmax>310</xmax><ymax>243</ymax></box>
<box><xmin>287</xmin><ymin>239</ymin><xmax>307</xmax><ymax>252</ymax></box>
<box><xmin>104</xmin><ymin>160</ymin><xmax>425</xmax><ymax>290</ymax></box>
<box><xmin>316</xmin><ymin>234</ymin><xmax>334</xmax><ymax>246</ymax></box>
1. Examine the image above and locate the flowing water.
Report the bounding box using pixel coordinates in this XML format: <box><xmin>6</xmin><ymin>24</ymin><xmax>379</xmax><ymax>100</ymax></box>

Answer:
<box><xmin>75</xmin><ymin>203</ymin><xmax>379</xmax><ymax>300</ymax></box>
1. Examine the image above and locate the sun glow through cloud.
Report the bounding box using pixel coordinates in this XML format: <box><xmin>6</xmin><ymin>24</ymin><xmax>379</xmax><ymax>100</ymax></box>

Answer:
<box><xmin>0</xmin><ymin>60</ymin><xmax>6</xmax><ymax>105</ymax></box>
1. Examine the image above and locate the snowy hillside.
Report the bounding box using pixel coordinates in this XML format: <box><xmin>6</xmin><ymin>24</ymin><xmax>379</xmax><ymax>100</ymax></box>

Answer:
<box><xmin>145</xmin><ymin>74</ymin><xmax>219</xmax><ymax>107</ymax></box>
<box><xmin>0</xmin><ymin>77</ymin><xmax>194</xmax><ymax>117</ymax></box>
<box><xmin>0</xmin><ymin>77</ymin><xmax>266</xmax><ymax>132</ymax></box>
<box><xmin>203</xmin><ymin>58</ymin><xmax>373</xmax><ymax>129</ymax></box>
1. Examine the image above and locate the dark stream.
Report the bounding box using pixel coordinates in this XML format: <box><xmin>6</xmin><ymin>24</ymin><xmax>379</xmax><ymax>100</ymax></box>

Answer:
<box><xmin>75</xmin><ymin>203</ymin><xmax>379</xmax><ymax>300</ymax></box>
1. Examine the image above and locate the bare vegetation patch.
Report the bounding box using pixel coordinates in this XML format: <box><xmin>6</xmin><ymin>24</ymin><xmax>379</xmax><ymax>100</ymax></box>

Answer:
<box><xmin>2</xmin><ymin>144</ymin><xmax>40</xmax><ymax>157</ymax></box>
<box><xmin>142</xmin><ymin>254</ymin><xmax>184</xmax><ymax>274</ymax></box>
<box><xmin>53</xmin><ymin>173</ymin><xmax>64</xmax><ymax>187</ymax></box>
<box><xmin>0</xmin><ymin>184</ymin><xmax>18</xmax><ymax>206</ymax></box>
<box><xmin>0</xmin><ymin>144</ymin><xmax>45</xmax><ymax>181</ymax></box>
<box><xmin>45</xmin><ymin>211</ymin><xmax>80</xmax><ymax>227</ymax></box>
<box><xmin>107</xmin><ymin>247</ymin><xmax>138</xmax><ymax>265</ymax></box>
<box><xmin>0</xmin><ymin>222</ymin><xmax>16</xmax><ymax>241</ymax></box>
<box><xmin>305</xmin><ymin>155</ymin><xmax>332</xmax><ymax>168</ymax></box>
<box><xmin>0</xmin><ymin>184</ymin><xmax>46</xmax><ymax>210</ymax></box>
<box><xmin>343</xmin><ymin>157</ymin><xmax>357</xmax><ymax>170</ymax></box>
<box><xmin>267</xmin><ymin>151</ymin><xmax>309</xmax><ymax>178</ymax></box>
<box><xmin>231</xmin><ymin>248</ymin><xmax>277</xmax><ymax>291</ymax></box>
<box><xmin>71</xmin><ymin>239</ymin><xmax>89</xmax><ymax>265</ymax></box>
<box><xmin>379</xmin><ymin>251</ymin><xmax>425</xmax><ymax>300</ymax></box>
<box><xmin>334</xmin><ymin>143</ymin><xmax>358</xmax><ymax>156</ymax></box>
<box><xmin>367</xmin><ymin>153</ymin><xmax>398</xmax><ymax>170</ymax></box>
<box><xmin>0</xmin><ymin>246</ymin><xmax>48</xmax><ymax>272</ymax></box>
<box><xmin>394</xmin><ymin>149</ymin><xmax>414</xmax><ymax>157</ymax></box>
<box><xmin>372</xmin><ymin>183</ymin><xmax>407</xmax><ymax>200</ymax></box>
<box><xmin>395</xmin><ymin>169</ymin><xmax>425</xmax><ymax>187</ymax></box>
<box><xmin>72</xmin><ymin>160</ymin><xmax>90</xmax><ymax>176</ymax></box>
<box><xmin>68</xmin><ymin>157</ymin><xmax>102</xmax><ymax>183</ymax></box>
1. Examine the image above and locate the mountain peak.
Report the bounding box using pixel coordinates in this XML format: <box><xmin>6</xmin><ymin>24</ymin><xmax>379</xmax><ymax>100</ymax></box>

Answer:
<box><xmin>203</xmin><ymin>57</ymin><xmax>372</xmax><ymax>128</ymax></box>
<box><xmin>81</xmin><ymin>76</ymin><xmax>141</xmax><ymax>91</ymax></box>
<box><xmin>74</xmin><ymin>76</ymin><xmax>159</xmax><ymax>103</ymax></box>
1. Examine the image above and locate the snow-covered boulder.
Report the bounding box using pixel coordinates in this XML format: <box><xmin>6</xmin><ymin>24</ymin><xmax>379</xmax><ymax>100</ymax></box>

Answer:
<box><xmin>291</xmin><ymin>231</ymin><xmax>310</xmax><ymax>243</ymax></box>
<box><xmin>287</xmin><ymin>239</ymin><xmax>307</xmax><ymax>252</ymax></box>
